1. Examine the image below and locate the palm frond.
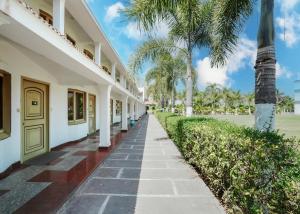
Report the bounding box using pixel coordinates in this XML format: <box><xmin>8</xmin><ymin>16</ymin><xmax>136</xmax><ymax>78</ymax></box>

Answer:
<box><xmin>210</xmin><ymin>0</ymin><xmax>255</xmax><ymax>67</ymax></box>
<box><xmin>128</xmin><ymin>38</ymin><xmax>186</xmax><ymax>74</ymax></box>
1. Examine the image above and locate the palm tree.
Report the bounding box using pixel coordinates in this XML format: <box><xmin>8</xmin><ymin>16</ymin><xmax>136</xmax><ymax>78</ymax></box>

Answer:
<box><xmin>245</xmin><ymin>93</ymin><xmax>255</xmax><ymax>115</ymax></box>
<box><xmin>160</xmin><ymin>54</ymin><xmax>186</xmax><ymax>112</ymax></box>
<box><xmin>145</xmin><ymin>67</ymin><xmax>168</xmax><ymax>108</ymax></box>
<box><xmin>205</xmin><ymin>83</ymin><xmax>222</xmax><ymax>114</ymax></box>
<box><xmin>125</xmin><ymin>0</ymin><xmax>225</xmax><ymax>117</ymax></box>
<box><xmin>213</xmin><ymin>0</ymin><xmax>276</xmax><ymax>131</ymax></box>
<box><xmin>145</xmin><ymin>53</ymin><xmax>185</xmax><ymax>110</ymax></box>
<box><xmin>222</xmin><ymin>88</ymin><xmax>233</xmax><ymax>114</ymax></box>
<box><xmin>231</xmin><ymin>91</ymin><xmax>242</xmax><ymax>115</ymax></box>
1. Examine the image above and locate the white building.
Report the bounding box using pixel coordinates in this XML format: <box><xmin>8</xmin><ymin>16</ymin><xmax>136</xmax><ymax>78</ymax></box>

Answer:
<box><xmin>295</xmin><ymin>80</ymin><xmax>300</xmax><ymax>115</ymax></box>
<box><xmin>0</xmin><ymin>0</ymin><xmax>145</xmax><ymax>173</ymax></box>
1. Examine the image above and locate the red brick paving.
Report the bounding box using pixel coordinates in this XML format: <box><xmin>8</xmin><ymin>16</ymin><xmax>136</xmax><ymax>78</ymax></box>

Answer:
<box><xmin>14</xmin><ymin>129</ymin><xmax>134</xmax><ymax>213</ymax></box>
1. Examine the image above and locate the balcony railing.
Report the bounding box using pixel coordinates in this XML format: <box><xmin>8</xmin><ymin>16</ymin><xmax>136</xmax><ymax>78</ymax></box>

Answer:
<box><xmin>16</xmin><ymin>0</ymin><xmax>140</xmax><ymax>99</ymax></box>
<box><xmin>18</xmin><ymin>1</ymin><xmax>113</xmax><ymax>76</ymax></box>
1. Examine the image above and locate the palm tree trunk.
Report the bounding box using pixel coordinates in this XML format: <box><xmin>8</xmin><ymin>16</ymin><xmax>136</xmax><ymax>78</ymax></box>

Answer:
<box><xmin>161</xmin><ymin>96</ymin><xmax>165</xmax><ymax>110</ymax></box>
<box><xmin>171</xmin><ymin>86</ymin><xmax>175</xmax><ymax>113</ymax></box>
<box><xmin>255</xmin><ymin>0</ymin><xmax>276</xmax><ymax>132</ymax></box>
<box><xmin>186</xmin><ymin>51</ymin><xmax>193</xmax><ymax>117</ymax></box>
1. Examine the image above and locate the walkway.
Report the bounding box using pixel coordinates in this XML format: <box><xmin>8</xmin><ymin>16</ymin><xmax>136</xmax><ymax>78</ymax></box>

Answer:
<box><xmin>0</xmin><ymin>125</ymin><xmax>126</xmax><ymax>213</ymax></box>
<box><xmin>59</xmin><ymin>115</ymin><xmax>225</xmax><ymax>214</ymax></box>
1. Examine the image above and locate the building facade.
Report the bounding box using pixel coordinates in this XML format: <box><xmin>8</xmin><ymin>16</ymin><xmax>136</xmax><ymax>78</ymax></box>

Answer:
<box><xmin>295</xmin><ymin>80</ymin><xmax>300</xmax><ymax>115</ymax></box>
<box><xmin>0</xmin><ymin>0</ymin><xmax>145</xmax><ymax>173</ymax></box>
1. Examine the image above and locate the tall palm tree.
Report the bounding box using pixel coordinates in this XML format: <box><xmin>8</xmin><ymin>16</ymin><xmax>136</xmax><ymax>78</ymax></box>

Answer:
<box><xmin>245</xmin><ymin>93</ymin><xmax>255</xmax><ymax>115</ymax></box>
<box><xmin>213</xmin><ymin>0</ymin><xmax>276</xmax><ymax>131</ymax></box>
<box><xmin>160</xmin><ymin>54</ymin><xmax>186</xmax><ymax>112</ymax></box>
<box><xmin>231</xmin><ymin>91</ymin><xmax>242</xmax><ymax>115</ymax></box>
<box><xmin>254</xmin><ymin>0</ymin><xmax>276</xmax><ymax>131</ymax></box>
<box><xmin>205</xmin><ymin>83</ymin><xmax>222</xmax><ymax>114</ymax></box>
<box><xmin>222</xmin><ymin>88</ymin><xmax>233</xmax><ymax>114</ymax></box>
<box><xmin>145</xmin><ymin>53</ymin><xmax>185</xmax><ymax>110</ymax></box>
<box><xmin>145</xmin><ymin>67</ymin><xmax>168</xmax><ymax>108</ymax></box>
<box><xmin>125</xmin><ymin>0</ymin><xmax>223</xmax><ymax>117</ymax></box>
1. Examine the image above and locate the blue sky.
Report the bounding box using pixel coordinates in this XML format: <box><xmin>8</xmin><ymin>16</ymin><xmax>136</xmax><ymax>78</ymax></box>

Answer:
<box><xmin>87</xmin><ymin>0</ymin><xmax>300</xmax><ymax>96</ymax></box>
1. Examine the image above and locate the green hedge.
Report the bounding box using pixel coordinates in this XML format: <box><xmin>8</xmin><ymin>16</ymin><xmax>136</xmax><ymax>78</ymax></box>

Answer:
<box><xmin>155</xmin><ymin>112</ymin><xmax>300</xmax><ymax>214</ymax></box>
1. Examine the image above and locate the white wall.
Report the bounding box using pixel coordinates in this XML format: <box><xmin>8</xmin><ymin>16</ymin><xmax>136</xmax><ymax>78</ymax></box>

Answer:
<box><xmin>295</xmin><ymin>92</ymin><xmax>300</xmax><ymax>102</ymax></box>
<box><xmin>295</xmin><ymin>81</ymin><xmax>300</xmax><ymax>115</ymax></box>
<box><xmin>295</xmin><ymin>104</ymin><xmax>300</xmax><ymax>115</ymax></box>
<box><xmin>111</xmin><ymin>98</ymin><xmax>121</xmax><ymax>124</ymax></box>
<box><xmin>0</xmin><ymin>38</ymin><xmax>101</xmax><ymax>172</ymax></box>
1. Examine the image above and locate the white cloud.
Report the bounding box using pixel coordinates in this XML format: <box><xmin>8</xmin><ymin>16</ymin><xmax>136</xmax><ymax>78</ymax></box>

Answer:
<box><xmin>196</xmin><ymin>38</ymin><xmax>256</xmax><ymax>88</ymax></box>
<box><xmin>150</xmin><ymin>21</ymin><xmax>170</xmax><ymax>38</ymax></box>
<box><xmin>196</xmin><ymin>57</ymin><xmax>229</xmax><ymax>87</ymax></box>
<box><xmin>105</xmin><ymin>2</ymin><xmax>125</xmax><ymax>22</ymax></box>
<box><xmin>124</xmin><ymin>22</ymin><xmax>145</xmax><ymax>40</ymax></box>
<box><xmin>276</xmin><ymin>63</ymin><xmax>293</xmax><ymax>78</ymax></box>
<box><xmin>280</xmin><ymin>0</ymin><xmax>300</xmax><ymax>11</ymax></box>
<box><xmin>276</xmin><ymin>14</ymin><xmax>300</xmax><ymax>47</ymax></box>
<box><xmin>196</xmin><ymin>37</ymin><xmax>293</xmax><ymax>88</ymax></box>
<box><xmin>123</xmin><ymin>21</ymin><xmax>170</xmax><ymax>40</ymax></box>
<box><xmin>276</xmin><ymin>0</ymin><xmax>300</xmax><ymax>47</ymax></box>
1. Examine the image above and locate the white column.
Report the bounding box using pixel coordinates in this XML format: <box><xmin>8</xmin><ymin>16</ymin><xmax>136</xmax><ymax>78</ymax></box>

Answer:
<box><xmin>130</xmin><ymin>101</ymin><xmax>135</xmax><ymax>121</ymax></box>
<box><xmin>95</xmin><ymin>42</ymin><xmax>101</xmax><ymax>66</ymax></box>
<box><xmin>138</xmin><ymin>103</ymin><xmax>141</xmax><ymax>118</ymax></box>
<box><xmin>53</xmin><ymin>0</ymin><xmax>65</xmax><ymax>35</ymax></box>
<box><xmin>121</xmin><ymin>96</ymin><xmax>128</xmax><ymax>131</ymax></box>
<box><xmin>135</xmin><ymin>102</ymin><xmax>139</xmax><ymax>120</ymax></box>
<box><xmin>111</xmin><ymin>63</ymin><xmax>116</xmax><ymax>80</ymax></box>
<box><xmin>99</xmin><ymin>85</ymin><xmax>112</xmax><ymax>147</ymax></box>
<box><xmin>140</xmin><ymin>104</ymin><xmax>143</xmax><ymax>117</ymax></box>
<box><xmin>112</xmin><ymin>99</ymin><xmax>116</xmax><ymax>124</ymax></box>
<box><xmin>120</xmin><ymin>75</ymin><xmax>125</xmax><ymax>87</ymax></box>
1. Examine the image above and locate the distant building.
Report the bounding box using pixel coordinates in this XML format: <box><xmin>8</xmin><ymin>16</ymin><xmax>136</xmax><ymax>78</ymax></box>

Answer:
<box><xmin>295</xmin><ymin>80</ymin><xmax>300</xmax><ymax>115</ymax></box>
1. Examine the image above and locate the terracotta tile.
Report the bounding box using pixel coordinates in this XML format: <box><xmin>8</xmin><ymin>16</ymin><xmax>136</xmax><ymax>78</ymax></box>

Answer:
<box><xmin>14</xmin><ymin>125</ymin><xmax>134</xmax><ymax>213</ymax></box>
<box><xmin>47</xmin><ymin>158</ymin><xmax>63</xmax><ymax>166</ymax></box>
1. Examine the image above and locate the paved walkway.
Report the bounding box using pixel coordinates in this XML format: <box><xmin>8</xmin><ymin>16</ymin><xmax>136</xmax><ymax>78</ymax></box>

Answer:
<box><xmin>59</xmin><ymin>115</ymin><xmax>225</xmax><ymax>214</ymax></box>
<box><xmin>0</xmin><ymin>125</ymin><xmax>125</xmax><ymax>213</ymax></box>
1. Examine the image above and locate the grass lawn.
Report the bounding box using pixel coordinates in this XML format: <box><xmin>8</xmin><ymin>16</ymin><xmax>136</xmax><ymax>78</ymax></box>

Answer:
<box><xmin>204</xmin><ymin>114</ymin><xmax>300</xmax><ymax>139</ymax></box>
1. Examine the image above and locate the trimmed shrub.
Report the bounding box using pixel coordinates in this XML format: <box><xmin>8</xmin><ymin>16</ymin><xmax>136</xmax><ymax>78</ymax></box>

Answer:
<box><xmin>155</xmin><ymin>112</ymin><xmax>300</xmax><ymax>214</ymax></box>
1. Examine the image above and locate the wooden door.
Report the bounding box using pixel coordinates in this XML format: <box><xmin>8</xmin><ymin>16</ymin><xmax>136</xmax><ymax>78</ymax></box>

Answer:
<box><xmin>88</xmin><ymin>94</ymin><xmax>96</xmax><ymax>134</ymax></box>
<box><xmin>22</xmin><ymin>79</ymin><xmax>49</xmax><ymax>162</ymax></box>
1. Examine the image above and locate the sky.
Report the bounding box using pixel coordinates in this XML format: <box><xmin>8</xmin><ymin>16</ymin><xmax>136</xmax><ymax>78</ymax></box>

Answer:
<box><xmin>86</xmin><ymin>0</ymin><xmax>300</xmax><ymax>96</ymax></box>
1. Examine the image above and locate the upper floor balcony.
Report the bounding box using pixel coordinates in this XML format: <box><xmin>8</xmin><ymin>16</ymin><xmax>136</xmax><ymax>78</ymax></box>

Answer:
<box><xmin>0</xmin><ymin>0</ymin><xmax>140</xmax><ymax>99</ymax></box>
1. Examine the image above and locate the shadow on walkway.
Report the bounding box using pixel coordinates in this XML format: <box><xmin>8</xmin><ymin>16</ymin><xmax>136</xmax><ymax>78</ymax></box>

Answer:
<box><xmin>58</xmin><ymin>115</ymin><xmax>149</xmax><ymax>214</ymax></box>
<box><xmin>58</xmin><ymin>114</ymin><xmax>225</xmax><ymax>214</ymax></box>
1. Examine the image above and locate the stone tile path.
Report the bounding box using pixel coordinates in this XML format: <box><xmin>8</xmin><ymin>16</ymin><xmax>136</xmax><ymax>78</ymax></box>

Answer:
<box><xmin>59</xmin><ymin>115</ymin><xmax>225</xmax><ymax>214</ymax></box>
<box><xmin>0</xmin><ymin>125</ymin><xmax>125</xmax><ymax>214</ymax></box>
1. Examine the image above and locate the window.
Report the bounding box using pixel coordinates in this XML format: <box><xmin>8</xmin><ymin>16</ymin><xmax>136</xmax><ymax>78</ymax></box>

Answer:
<box><xmin>76</xmin><ymin>92</ymin><xmax>84</xmax><ymax>120</ymax></box>
<box><xmin>39</xmin><ymin>9</ymin><xmax>53</xmax><ymax>25</ymax></box>
<box><xmin>68</xmin><ymin>91</ymin><xmax>74</xmax><ymax>121</ymax></box>
<box><xmin>0</xmin><ymin>70</ymin><xmax>11</xmax><ymax>140</ymax></box>
<box><xmin>102</xmin><ymin>65</ymin><xmax>111</xmax><ymax>75</ymax></box>
<box><xmin>83</xmin><ymin>49</ymin><xmax>94</xmax><ymax>60</ymax></box>
<box><xmin>68</xmin><ymin>89</ymin><xmax>86</xmax><ymax>124</ymax></box>
<box><xmin>116</xmin><ymin>71</ymin><xmax>121</xmax><ymax>83</ymax></box>
<box><xmin>116</xmin><ymin>100</ymin><xmax>122</xmax><ymax>115</ymax></box>
<box><xmin>66</xmin><ymin>34</ymin><xmax>76</xmax><ymax>46</ymax></box>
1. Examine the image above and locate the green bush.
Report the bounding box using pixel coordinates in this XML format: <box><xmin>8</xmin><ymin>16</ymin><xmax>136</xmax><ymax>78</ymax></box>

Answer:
<box><xmin>155</xmin><ymin>112</ymin><xmax>300</xmax><ymax>214</ymax></box>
